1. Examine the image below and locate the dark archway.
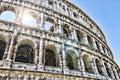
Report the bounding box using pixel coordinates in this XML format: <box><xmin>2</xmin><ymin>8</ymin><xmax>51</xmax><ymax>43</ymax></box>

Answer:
<box><xmin>0</xmin><ymin>40</ymin><xmax>6</xmax><ymax>60</ymax></box>
<box><xmin>15</xmin><ymin>44</ymin><xmax>34</xmax><ymax>63</ymax></box>
<box><xmin>83</xmin><ymin>55</ymin><xmax>93</xmax><ymax>73</ymax></box>
<box><xmin>62</xmin><ymin>24</ymin><xmax>70</xmax><ymax>37</ymax></box>
<box><xmin>45</xmin><ymin>49</ymin><xmax>57</xmax><ymax>67</ymax></box>
<box><xmin>104</xmin><ymin>63</ymin><xmax>112</xmax><ymax>78</ymax></box>
<box><xmin>66</xmin><ymin>50</ymin><xmax>78</xmax><ymax>70</ymax></box>
<box><xmin>76</xmin><ymin>30</ymin><xmax>83</xmax><ymax>42</ymax></box>
<box><xmin>87</xmin><ymin>36</ymin><xmax>93</xmax><ymax>47</ymax></box>
<box><xmin>95</xmin><ymin>59</ymin><xmax>104</xmax><ymax>75</ymax></box>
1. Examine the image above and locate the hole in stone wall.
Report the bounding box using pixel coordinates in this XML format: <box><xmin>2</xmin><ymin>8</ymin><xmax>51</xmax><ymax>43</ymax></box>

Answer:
<box><xmin>0</xmin><ymin>11</ymin><xmax>15</xmax><ymax>22</ymax></box>
<box><xmin>21</xmin><ymin>14</ymin><xmax>37</xmax><ymax>27</ymax></box>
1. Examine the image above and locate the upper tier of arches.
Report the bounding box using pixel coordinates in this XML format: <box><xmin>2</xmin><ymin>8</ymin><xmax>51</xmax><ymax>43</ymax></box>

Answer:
<box><xmin>0</xmin><ymin>2</ymin><xmax>113</xmax><ymax>59</ymax></box>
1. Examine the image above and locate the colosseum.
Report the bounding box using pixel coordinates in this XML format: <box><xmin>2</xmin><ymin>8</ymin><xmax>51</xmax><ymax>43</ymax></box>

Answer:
<box><xmin>0</xmin><ymin>0</ymin><xmax>119</xmax><ymax>80</ymax></box>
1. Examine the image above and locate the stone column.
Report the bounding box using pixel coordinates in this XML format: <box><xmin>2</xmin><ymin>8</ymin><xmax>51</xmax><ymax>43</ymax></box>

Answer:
<box><xmin>101</xmin><ymin>59</ymin><xmax>108</xmax><ymax>77</ymax></box>
<box><xmin>23</xmin><ymin>75</ymin><xmax>29</xmax><ymax>80</ymax></box>
<box><xmin>39</xmin><ymin>12</ymin><xmax>44</xmax><ymax>30</ymax></box>
<box><xmin>3</xmin><ymin>39</ymin><xmax>10</xmax><ymax>59</ymax></box>
<box><xmin>83</xmin><ymin>32</ymin><xmax>88</xmax><ymax>45</ymax></box>
<box><xmin>12</xmin><ymin>45</ymin><xmax>18</xmax><ymax>62</ymax></box>
<box><xmin>58</xmin><ymin>19</ymin><xmax>62</xmax><ymax>34</ymax></box>
<box><xmin>99</xmin><ymin>43</ymin><xmax>104</xmax><ymax>53</ymax></box>
<box><xmin>34</xmin><ymin>45</ymin><xmax>38</xmax><ymax>64</ymax></box>
<box><xmin>108</xmin><ymin>63</ymin><xmax>114</xmax><ymax>79</ymax></box>
<box><xmin>113</xmin><ymin>67</ymin><xmax>120</xmax><ymax>80</ymax></box>
<box><xmin>6</xmin><ymin>32</ymin><xmax>17</xmax><ymax>60</ymax></box>
<box><xmin>73</xmin><ymin>28</ymin><xmax>77</xmax><ymax>40</ymax></box>
<box><xmin>37</xmin><ymin>36</ymin><xmax>44</xmax><ymax>71</ymax></box>
<box><xmin>92</xmin><ymin>38</ymin><xmax>97</xmax><ymax>49</ymax></box>
<box><xmin>15</xmin><ymin>6</ymin><xmax>24</xmax><ymax>24</ymax></box>
<box><xmin>61</xmin><ymin>42</ymin><xmax>66</xmax><ymax>68</ymax></box>
<box><xmin>90</xmin><ymin>55</ymin><xmax>97</xmax><ymax>74</ymax></box>
<box><xmin>38</xmin><ymin>38</ymin><xmax>43</xmax><ymax>64</ymax></box>
<box><xmin>61</xmin><ymin>39</ymin><xmax>69</xmax><ymax>74</ymax></box>
<box><xmin>92</xmin><ymin>57</ymin><xmax>99</xmax><ymax>75</ymax></box>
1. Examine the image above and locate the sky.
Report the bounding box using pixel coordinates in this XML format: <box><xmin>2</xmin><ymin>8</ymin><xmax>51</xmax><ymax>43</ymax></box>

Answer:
<box><xmin>69</xmin><ymin>0</ymin><xmax>120</xmax><ymax>66</ymax></box>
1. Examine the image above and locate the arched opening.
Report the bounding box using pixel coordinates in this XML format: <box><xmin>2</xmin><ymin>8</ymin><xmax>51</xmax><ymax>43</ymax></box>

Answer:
<box><xmin>44</xmin><ymin>18</ymin><xmax>54</xmax><ymax>31</ymax></box>
<box><xmin>95</xmin><ymin>41</ymin><xmax>101</xmax><ymax>51</ymax></box>
<box><xmin>104</xmin><ymin>63</ymin><xmax>112</xmax><ymax>78</ymax></box>
<box><xmin>0</xmin><ymin>40</ymin><xmax>6</xmax><ymax>60</ymax></box>
<box><xmin>112</xmin><ymin>67</ymin><xmax>117</xmax><ymax>80</ymax></box>
<box><xmin>15</xmin><ymin>44</ymin><xmax>34</xmax><ymax>63</ymax></box>
<box><xmin>66</xmin><ymin>50</ymin><xmax>78</xmax><ymax>70</ymax></box>
<box><xmin>83</xmin><ymin>55</ymin><xmax>93</xmax><ymax>73</ymax></box>
<box><xmin>62</xmin><ymin>24</ymin><xmax>70</xmax><ymax>37</ymax></box>
<box><xmin>21</xmin><ymin>13</ymin><xmax>37</xmax><ymax>27</ymax></box>
<box><xmin>87</xmin><ymin>36</ymin><xmax>93</xmax><ymax>47</ymax></box>
<box><xmin>95</xmin><ymin>59</ymin><xmax>104</xmax><ymax>75</ymax></box>
<box><xmin>102</xmin><ymin>46</ymin><xmax>106</xmax><ymax>54</ymax></box>
<box><xmin>0</xmin><ymin>11</ymin><xmax>15</xmax><ymax>22</ymax></box>
<box><xmin>44</xmin><ymin>45</ymin><xmax>58</xmax><ymax>67</ymax></box>
<box><xmin>76</xmin><ymin>30</ymin><xmax>83</xmax><ymax>42</ymax></box>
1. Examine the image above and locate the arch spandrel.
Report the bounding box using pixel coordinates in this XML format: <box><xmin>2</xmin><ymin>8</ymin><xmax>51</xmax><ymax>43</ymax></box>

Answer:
<box><xmin>0</xmin><ymin>5</ymin><xmax>16</xmax><ymax>14</ymax></box>
<box><xmin>16</xmin><ymin>39</ymin><xmax>35</xmax><ymax>49</ymax></box>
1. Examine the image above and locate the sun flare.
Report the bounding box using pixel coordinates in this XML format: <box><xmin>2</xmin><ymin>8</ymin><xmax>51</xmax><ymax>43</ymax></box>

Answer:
<box><xmin>21</xmin><ymin>13</ymin><xmax>36</xmax><ymax>27</ymax></box>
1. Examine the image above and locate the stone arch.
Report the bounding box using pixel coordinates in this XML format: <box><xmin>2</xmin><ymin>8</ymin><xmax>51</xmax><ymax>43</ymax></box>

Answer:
<box><xmin>83</xmin><ymin>54</ymin><xmax>93</xmax><ymax>73</ymax></box>
<box><xmin>15</xmin><ymin>39</ymin><xmax>35</xmax><ymax>63</ymax></box>
<box><xmin>87</xmin><ymin>35</ymin><xmax>93</xmax><ymax>47</ymax></box>
<box><xmin>44</xmin><ymin>44</ymin><xmax>59</xmax><ymax>67</ymax></box>
<box><xmin>44</xmin><ymin>17</ymin><xmax>55</xmax><ymax>31</ymax></box>
<box><xmin>62</xmin><ymin>24</ymin><xmax>71</xmax><ymax>37</ymax></box>
<box><xmin>0</xmin><ymin>5</ymin><xmax>16</xmax><ymax>13</ymax></box>
<box><xmin>111</xmin><ymin>66</ymin><xmax>117</xmax><ymax>79</ymax></box>
<box><xmin>95</xmin><ymin>41</ymin><xmax>100</xmax><ymax>51</ymax></box>
<box><xmin>76</xmin><ymin>30</ymin><xmax>84</xmax><ymax>42</ymax></box>
<box><xmin>95</xmin><ymin>58</ymin><xmax>104</xmax><ymax>75</ymax></box>
<box><xmin>104</xmin><ymin>62</ymin><xmax>112</xmax><ymax>78</ymax></box>
<box><xmin>0</xmin><ymin>35</ymin><xmax>7</xmax><ymax>60</ymax></box>
<box><xmin>17</xmin><ymin>39</ymin><xmax>35</xmax><ymax>48</ymax></box>
<box><xmin>21</xmin><ymin>10</ymin><xmax>39</xmax><ymax>27</ymax></box>
<box><xmin>66</xmin><ymin>50</ymin><xmax>79</xmax><ymax>70</ymax></box>
<box><xmin>0</xmin><ymin>5</ymin><xmax>16</xmax><ymax>22</ymax></box>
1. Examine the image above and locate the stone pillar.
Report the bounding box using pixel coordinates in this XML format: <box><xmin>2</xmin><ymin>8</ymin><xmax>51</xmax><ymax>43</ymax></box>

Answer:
<box><xmin>83</xmin><ymin>32</ymin><xmax>88</xmax><ymax>45</ymax></box>
<box><xmin>3</xmin><ymin>40</ymin><xmax>10</xmax><ymax>59</ymax></box>
<box><xmin>113</xmin><ymin>67</ymin><xmax>120</xmax><ymax>80</ymax></box>
<box><xmin>39</xmin><ymin>12</ymin><xmax>44</xmax><ymax>30</ymax></box>
<box><xmin>77</xmin><ymin>58</ymin><xmax>81</xmax><ymax>71</ymax></box>
<box><xmin>92</xmin><ymin>38</ymin><xmax>97</xmax><ymax>49</ymax></box>
<box><xmin>23</xmin><ymin>75</ymin><xmax>29</xmax><ymax>80</ymax></box>
<box><xmin>108</xmin><ymin>63</ymin><xmax>114</xmax><ymax>79</ymax></box>
<box><xmin>58</xmin><ymin>19</ymin><xmax>62</xmax><ymax>34</ymax></box>
<box><xmin>90</xmin><ymin>55</ymin><xmax>97</xmax><ymax>74</ymax></box>
<box><xmin>37</xmin><ymin>37</ymin><xmax>44</xmax><ymax>71</ymax></box>
<box><xmin>73</xmin><ymin>28</ymin><xmax>77</xmax><ymax>40</ymax></box>
<box><xmin>92</xmin><ymin>58</ymin><xmax>99</xmax><ymax>75</ymax></box>
<box><xmin>38</xmin><ymin>38</ymin><xmax>43</xmax><ymax>64</ymax></box>
<box><xmin>101</xmin><ymin>60</ymin><xmax>108</xmax><ymax>77</ymax></box>
<box><xmin>61</xmin><ymin>39</ymin><xmax>69</xmax><ymax>74</ymax></box>
<box><xmin>12</xmin><ymin>45</ymin><xmax>18</xmax><ymax>62</ymax></box>
<box><xmin>99</xmin><ymin>43</ymin><xmax>104</xmax><ymax>53</ymax></box>
<box><xmin>34</xmin><ymin>46</ymin><xmax>38</xmax><ymax>64</ymax></box>
<box><xmin>15</xmin><ymin>6</ymin><xmax>24</xmax><ymax>24</ymax></box>
<box><xmin>6</xmin><ymin>32</ymin><xmax>17</xmax><ymax>60</ymax></box>
<box><xmin>79</xmin><ymin>55</ymin><xmax>85</xmax><ymax>72</ymax></box>
<box><xmin>62</xmin><ymin>42</ymin><xmax>66</xmax><ymax>68</ymax></box>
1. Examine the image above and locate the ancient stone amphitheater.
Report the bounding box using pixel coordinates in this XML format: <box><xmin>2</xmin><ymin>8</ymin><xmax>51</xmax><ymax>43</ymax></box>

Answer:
<box><xmin>0</xmin><ymin>0</ymin><xmax>119</xmax><ymax>80</ymax></box>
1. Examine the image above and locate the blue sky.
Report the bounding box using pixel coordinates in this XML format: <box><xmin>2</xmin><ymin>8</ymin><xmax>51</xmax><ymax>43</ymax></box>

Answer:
<box><xmin>69</xmin><ymin>0</ymin><xmax>120</xmax><ymax>66</ymax></box>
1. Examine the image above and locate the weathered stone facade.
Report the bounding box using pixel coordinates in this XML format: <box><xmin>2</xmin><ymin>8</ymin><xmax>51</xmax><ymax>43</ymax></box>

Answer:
<box><xmin>0</xmin><ymin>0</ymin><xmax>119</xmax><ymax>80</ymax></box>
